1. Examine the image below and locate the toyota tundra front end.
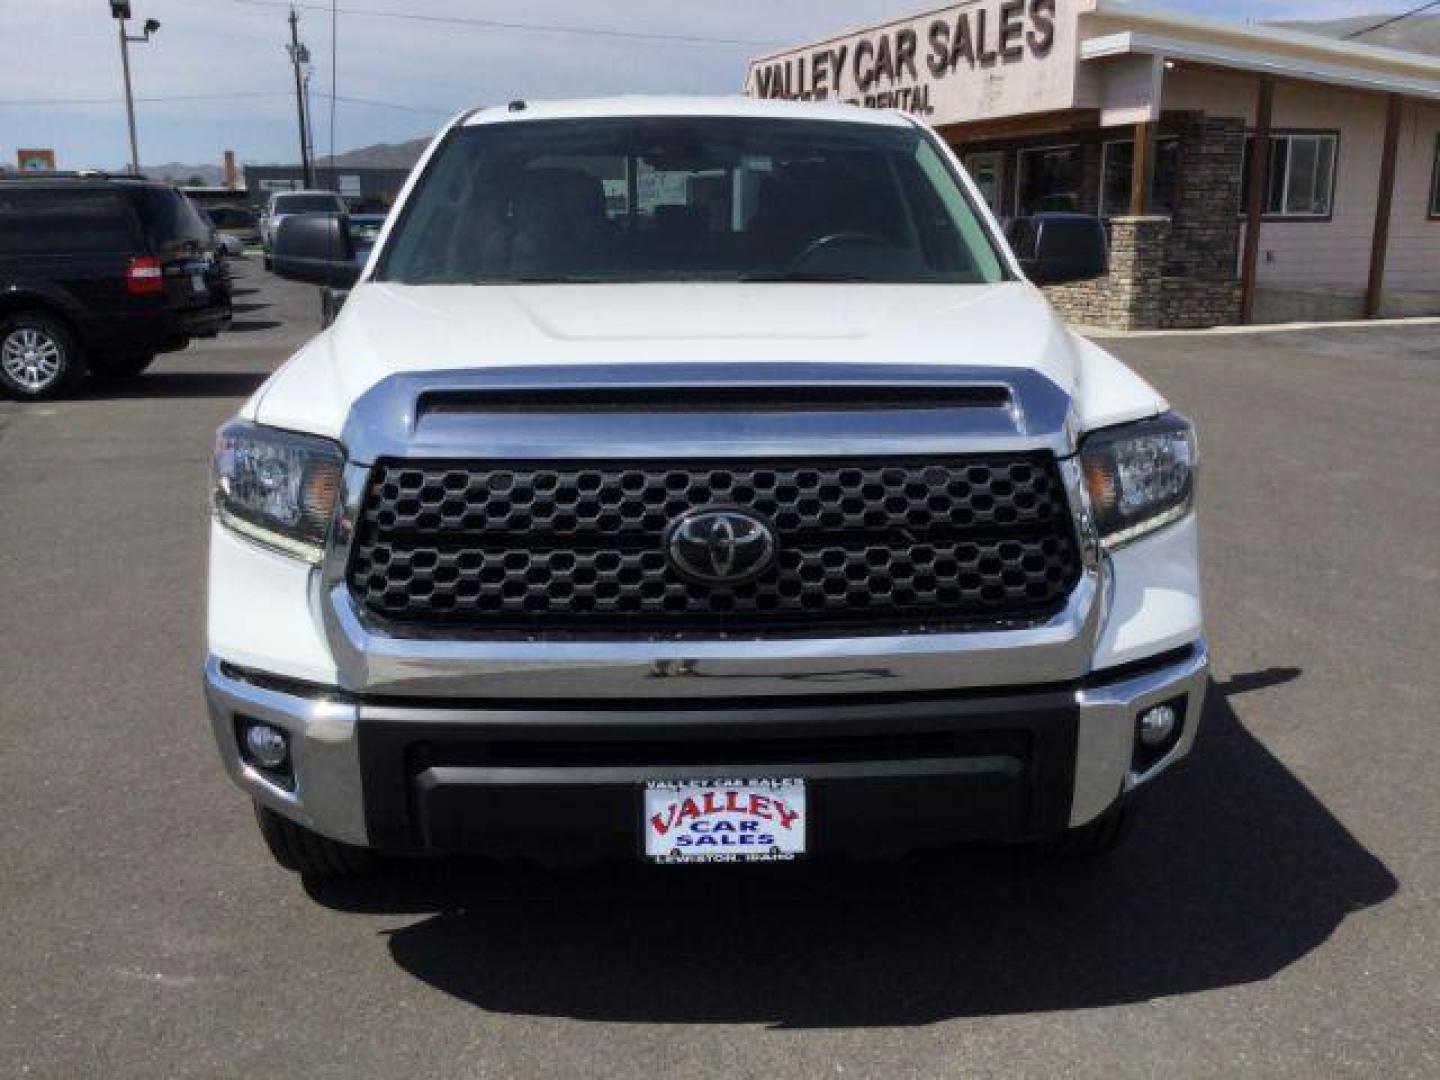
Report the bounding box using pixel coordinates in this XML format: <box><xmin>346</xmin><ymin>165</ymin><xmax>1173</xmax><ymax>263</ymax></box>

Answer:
<box><xmin>205</xmin><ymin>97</ymin><xmax>1207</xmax><ymax>877</ymax></box>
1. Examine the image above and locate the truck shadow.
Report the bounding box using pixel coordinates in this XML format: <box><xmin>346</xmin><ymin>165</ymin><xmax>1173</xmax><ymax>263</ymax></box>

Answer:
<box><xmin>306</xmin><ymin>668</ymin><xmax>1395</xmax><ymax>1026</ymax></box>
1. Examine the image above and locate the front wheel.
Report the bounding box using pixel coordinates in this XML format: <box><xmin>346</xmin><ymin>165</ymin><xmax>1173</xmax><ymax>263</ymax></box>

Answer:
<box><xmin>253</xmin><ymin>803</ymin><xmax>378</xmax><ymax>879</ymax></box>
<box><xmin>0</xmin><ymin>311</ymin><xmax>85</xmax><ymax>400</ymax></box>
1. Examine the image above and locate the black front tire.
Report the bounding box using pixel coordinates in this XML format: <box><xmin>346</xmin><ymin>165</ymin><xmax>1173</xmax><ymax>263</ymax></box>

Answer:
<box><xmin>89</xmin><ymin>353</ymin><xmax>156</xmax><ymax>379</ymax></box>
<box><xmin>253</xmin><ymin>803</ymin><xmax>378</xmax><ymax>879</ymax></box>
<box><xmin>0</xmin><ymin>311</ymin><xmax>85</xmax><ymax>400</ymax></box>
<box><xmin>1050</xmin><ymin>801</ymin><xmax>1138</xmax><ymax>859</ymax></box>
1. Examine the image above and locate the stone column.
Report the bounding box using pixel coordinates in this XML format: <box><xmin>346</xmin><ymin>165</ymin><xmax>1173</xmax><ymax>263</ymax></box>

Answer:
<box><xmin>1159</xmin><ymin>112</ymin><xmax>1246</xmax><ymax>327</ymax></box>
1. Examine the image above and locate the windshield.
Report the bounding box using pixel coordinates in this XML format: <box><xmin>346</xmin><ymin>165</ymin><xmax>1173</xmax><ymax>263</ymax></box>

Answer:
<box><xmin>275</xmin><ymin>194</ymin><xmax>343</xmax><ymax>214</ymax></box>
<box><xmin>378</xmin><ymin>117</ymin><xmax>1007</xmax><ymax>285</ymax></box>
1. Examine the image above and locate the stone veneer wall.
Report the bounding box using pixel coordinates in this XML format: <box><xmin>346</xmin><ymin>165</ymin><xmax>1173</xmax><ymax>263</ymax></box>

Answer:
<box><xmin>1042</xmin><ymin>217</ymin><xmax>1170</xmax><ymax>331</ymax></box>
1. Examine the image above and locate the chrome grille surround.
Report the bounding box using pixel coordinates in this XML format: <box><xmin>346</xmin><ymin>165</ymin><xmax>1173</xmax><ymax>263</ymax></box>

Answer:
<box><xmin>316</xmin><ymin>364</ymin><xmax>1104</xmax><ymax>699</ymax></box>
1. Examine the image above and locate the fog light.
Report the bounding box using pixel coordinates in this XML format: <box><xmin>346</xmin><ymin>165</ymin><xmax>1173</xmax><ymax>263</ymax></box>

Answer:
<box><xmin>1138</xmin><ymin>703</ymin><xmax>1179</xmax><ymax>748</ymax></box>
<box><xmin>243</xmin><ymin>722</ymin><xmax>290</xmax><ymax>770</ymax></box>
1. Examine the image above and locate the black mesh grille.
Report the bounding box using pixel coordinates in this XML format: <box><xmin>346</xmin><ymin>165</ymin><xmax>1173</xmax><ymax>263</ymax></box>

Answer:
<box><xmin>347</xmin><ymin>457</ymin><xmax>1083</xmax><ymax>639</ymax></box>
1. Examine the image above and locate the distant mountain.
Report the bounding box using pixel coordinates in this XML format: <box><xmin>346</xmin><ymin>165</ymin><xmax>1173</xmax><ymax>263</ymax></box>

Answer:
<box><xmin>316</xmin><ymin>138</ymin><xmax>430</xmax><ymax>170</ymax></box>
<box><xmin>1272</xmin><ymin>14</ymin><xmax>1440</xmax><ymax>58</ymax></box>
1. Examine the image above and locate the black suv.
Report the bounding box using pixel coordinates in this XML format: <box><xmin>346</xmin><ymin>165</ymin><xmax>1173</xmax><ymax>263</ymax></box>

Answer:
<box><xmin>0</xmin><ymin>176</ymin><xmax>232</xmax><ymax>399</ymax></box>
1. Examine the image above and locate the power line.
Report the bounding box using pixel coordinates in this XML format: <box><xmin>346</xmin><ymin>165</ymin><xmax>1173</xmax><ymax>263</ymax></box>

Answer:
<box><xmin>1343</xmin><ymin>0</ymin><xmax>1440</xmax><ymax>39</ymax></box>
<box><xmin>0</xmin><ymin>91</ymin><xmax>289</xmax><ymax>107</ymax></box>
<box><xmin>229</xmin><ymin>0</ymin><xmax>778</xmax><ymax>47</ymax></box>
<box><xmin>5</xmin><ymin>88</ymin><xmax>452</xmax><ymax>114</ymax></box>
<box><xmin>314</xmin><ymin>91</ymin><xmax>453</xmax><ymax>115</ymax></box>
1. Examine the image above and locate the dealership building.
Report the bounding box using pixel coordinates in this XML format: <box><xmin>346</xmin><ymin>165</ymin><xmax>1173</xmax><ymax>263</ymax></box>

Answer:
<box><xmin>746</xmin><ymin>0</ymin><xmax>1440</xmax><ymax>329</ymax></box>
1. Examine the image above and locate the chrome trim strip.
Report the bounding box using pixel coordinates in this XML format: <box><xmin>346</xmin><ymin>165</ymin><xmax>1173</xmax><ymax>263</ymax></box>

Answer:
<box><xmin>321</xmin><ymin>572</ymin><xmax>1101</xmax><ymax>698</ymax></box>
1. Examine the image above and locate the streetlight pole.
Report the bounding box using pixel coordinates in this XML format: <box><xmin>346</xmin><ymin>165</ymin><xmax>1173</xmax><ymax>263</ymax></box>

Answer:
<box><xmin>117</xmin><ymin>20</ymin><xmax>139</xmax><ymax>175</ymax></box>
<box><xmin>110</xmin><ymin>2</ymin><xmax>159</xmax><ymax>176</ymax></box>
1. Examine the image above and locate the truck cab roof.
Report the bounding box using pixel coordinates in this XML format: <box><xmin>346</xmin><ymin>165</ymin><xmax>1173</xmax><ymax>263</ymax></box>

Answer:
<box><xmin>457</xmin><ymin>94</ymin><xmax>916</xmax><ymax>129</ymax></box>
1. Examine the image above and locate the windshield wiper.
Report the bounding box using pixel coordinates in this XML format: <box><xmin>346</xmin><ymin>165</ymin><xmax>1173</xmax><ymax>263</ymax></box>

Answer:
<box><xmin>475</xmin><ymin>274</ymin><xmax>605</xmax><ymax>284</ymax></box>
<box><xmin>738</xmin><ymin>272</ymin><xmax>877</xmax><ymax>283</ymax></box>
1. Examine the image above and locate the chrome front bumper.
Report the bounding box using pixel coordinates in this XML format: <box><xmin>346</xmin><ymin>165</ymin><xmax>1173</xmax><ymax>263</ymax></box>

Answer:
<box><xmin>204</xmin><ymin>640</ymin><xmax>1209</xmax><ymax>849</ymax></box>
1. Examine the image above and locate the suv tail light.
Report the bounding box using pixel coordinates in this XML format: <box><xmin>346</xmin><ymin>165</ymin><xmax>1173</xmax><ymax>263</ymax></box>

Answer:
<box><xmin>126</xmin><ymin>256</ymin><xmax>165</xmax><ymax>295</ymax></box>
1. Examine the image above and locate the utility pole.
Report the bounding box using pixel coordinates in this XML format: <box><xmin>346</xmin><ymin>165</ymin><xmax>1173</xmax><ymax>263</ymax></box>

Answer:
<box><xmin>288</xmin><ymin>7</ymin><xmax>315</xmax><ymax>188</ymax></box>
<box><xmin>110</xmin><ymin>2</ymin><xmax>160</xmax><ymax>176</ymax></box>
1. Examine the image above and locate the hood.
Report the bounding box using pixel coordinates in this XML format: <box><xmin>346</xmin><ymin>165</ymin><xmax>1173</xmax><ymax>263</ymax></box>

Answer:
<box><xmin>250</xmin><ymin>281</ymin><xmax>1163</xmax><ymax>438</ymax></box>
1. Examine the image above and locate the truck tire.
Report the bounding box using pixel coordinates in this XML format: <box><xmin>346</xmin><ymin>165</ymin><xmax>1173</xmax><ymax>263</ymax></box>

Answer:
<box><xmin>0</xmin><ymin>311</ymin><xmax>85</xmax><ymax>400</ymax></box>
<box><xmin>1050</xmin><ymin>801</ymin><xmax>1138</xmax><ymax>859</ymax></box>
<box><xmin>253</xmin><ymin>803</ymin><xmax>377</xmax><ymax>879</ymax></box>
<box><xmin>89</xmin><ymin>353</ymin><xmax>156</xmax><ymax>379</ymax></box>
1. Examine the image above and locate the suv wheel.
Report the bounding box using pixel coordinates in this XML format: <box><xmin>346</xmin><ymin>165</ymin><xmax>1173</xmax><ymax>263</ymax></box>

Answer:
<box><xmin>253</xmin><ymin>803</ymin><xmax>378</xmax><ymax>879</ymax></box>
<box><xmin>0</xmin><ymin>312</ymin><xmax>84</xmax><ymax>400</ymax></box>
<box><xmin>89</xmin><ymin>353</ymin><xmax>156</xmax><ymax>379</ymax></box>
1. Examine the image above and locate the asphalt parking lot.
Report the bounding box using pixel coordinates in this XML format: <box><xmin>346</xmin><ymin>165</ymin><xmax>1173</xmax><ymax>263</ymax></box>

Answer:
<box><xmin>2</xmin><ymin>261</ymin><xmax>1437</xmax><ymax>1078</ymax></box>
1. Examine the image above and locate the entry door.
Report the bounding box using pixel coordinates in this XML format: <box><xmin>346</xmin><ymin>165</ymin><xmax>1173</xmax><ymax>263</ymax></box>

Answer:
<box><xmin>963</xmin><ymin>151</ymin><xmax>1005</xmax><ymax>218</ymax></box>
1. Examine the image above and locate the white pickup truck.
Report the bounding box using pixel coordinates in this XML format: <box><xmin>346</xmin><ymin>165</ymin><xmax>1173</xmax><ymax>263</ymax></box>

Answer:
<box><xmin>207</xmin><ymin>97</ymin><xmax>1207</xmax><ymax>878</ymax></box>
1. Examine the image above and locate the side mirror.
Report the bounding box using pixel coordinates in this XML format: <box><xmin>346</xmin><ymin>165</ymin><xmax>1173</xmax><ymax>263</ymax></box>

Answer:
<box><xmin>1008</xmin><ymin>213</ymin><xmax>1108</xmax><ymax>286</ymax></box>
<box><xmin>271</xmin><ymin>213</ymin><xmax>359</xmax><ymax>288</ymax></box>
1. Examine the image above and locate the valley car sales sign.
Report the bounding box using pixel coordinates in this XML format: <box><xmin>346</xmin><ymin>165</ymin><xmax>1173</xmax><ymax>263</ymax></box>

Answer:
<box><xmin>645</xmin><ymin>779</ymin><xmax>807</xmax><ymax>863</ymax></box>
<box><xmin>745</xmin><ymin>0</ymin><xmax>1083</xmax><ymax>127</ymax></box>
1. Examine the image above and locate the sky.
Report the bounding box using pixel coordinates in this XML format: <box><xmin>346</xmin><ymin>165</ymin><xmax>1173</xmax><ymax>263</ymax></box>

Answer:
<box><xmin>0</xmin><ymin>0</ymin><xmax>1406</xmax><ymax>171</ymax></box>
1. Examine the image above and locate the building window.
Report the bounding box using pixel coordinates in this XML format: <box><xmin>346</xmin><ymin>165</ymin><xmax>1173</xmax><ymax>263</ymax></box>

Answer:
<box><xmin>1016</xmin><ymin>145</ymin><xmax>1081</xmax><ymax>216</ymax></box>
<box><xmin>1100</xmin><ymin>138</ymin><xmax>1182</xmax><ymax>217</ymax></box>
<box><xmin>1240</xmin><ymin>132</ymin><xmax>1338</xmax><ymax>219</ymax></box>
<box><xmin>1430</xmin><ymin>134</ymin><xmax>1440</xmax><ymax>219</ymax></box>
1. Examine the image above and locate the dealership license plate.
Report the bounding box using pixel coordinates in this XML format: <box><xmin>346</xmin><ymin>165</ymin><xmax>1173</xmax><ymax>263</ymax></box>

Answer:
<box><xmin>190</xmin><ymin>273</ymin><xmax>207</xmax><ymax>294</ymax></box>
<box><xmin>644</xmin><ymin>779</ymin><xmax>806</xmax><ymax>864</ymax></box>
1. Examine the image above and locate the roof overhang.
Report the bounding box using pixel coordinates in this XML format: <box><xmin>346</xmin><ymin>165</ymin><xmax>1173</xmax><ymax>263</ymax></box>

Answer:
<box><xmin>1082</xmin><ymin>30</ymin><xmax>1440</xmax><ymax>103</ymax></box>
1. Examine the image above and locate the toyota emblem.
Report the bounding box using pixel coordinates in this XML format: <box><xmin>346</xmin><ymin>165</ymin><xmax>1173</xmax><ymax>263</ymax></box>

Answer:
<box><xmin>664</xmin><ymin>507</ymin><xmax>776</xmax><ymax>585</ymax></box>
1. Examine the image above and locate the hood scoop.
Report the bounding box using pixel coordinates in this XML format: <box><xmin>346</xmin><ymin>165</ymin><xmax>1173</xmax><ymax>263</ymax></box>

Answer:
<box><xmin>343</xmin><ymin>363</ymin><xmax>1074</xmax><ymax>464</ymax></box>
<box><xmin>415</xmin><ymin>382</ymin><xmax>1013</xmax><ymax>418</ymax></box>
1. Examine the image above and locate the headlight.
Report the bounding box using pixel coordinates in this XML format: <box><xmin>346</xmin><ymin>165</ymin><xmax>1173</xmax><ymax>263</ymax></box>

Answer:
<box><xmin>1079</xmin><ymin>412</ymin><xmax>1196</xmax><ymax>550</ymax></box>
<box><xmin>212</xmin><ymin>420</ymin><xmax>344</xmax><ymax>562</ymax></box>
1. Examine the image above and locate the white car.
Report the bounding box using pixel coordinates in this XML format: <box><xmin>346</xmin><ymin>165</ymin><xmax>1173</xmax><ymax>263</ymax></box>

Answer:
<box><xmin>259</xmin><ymin>189</ymin><xmax>347</xmax><ymax>266</ymax></box>
<box><xmin>207</xmin><ymin>97</ymin><xmax>1207</xmax><ymax>878</ymax></box>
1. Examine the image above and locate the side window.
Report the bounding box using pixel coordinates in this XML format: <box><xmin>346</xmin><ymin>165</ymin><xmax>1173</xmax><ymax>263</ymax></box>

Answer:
<box><xmin>1240</xmin><ymin>132</ymin><xmax>1338</xmax><ymax>218</ymax></box>
<box><xmin>131</xmin><ymin>187</ymin><xmax>211</xmax><ymax>250</ymax></box>
<box><xmin>1100</xmin><ymin>138</ymin><xmax>1182</xmax><ymax>218</ymax></box>
<box><xmin>0</xmin><ymin>188</ymin><xmax>135</xmax><ymax>256</ymax></box>
<box><xmin>1015</xmin><ymin>145</ymin><xmax>1081</xmax><ymax>216</ymax></box>
<box><xmin>1429</xmin><ymin>134</ymin><xmax>1440</xmax><ymax>220</ymax></box>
